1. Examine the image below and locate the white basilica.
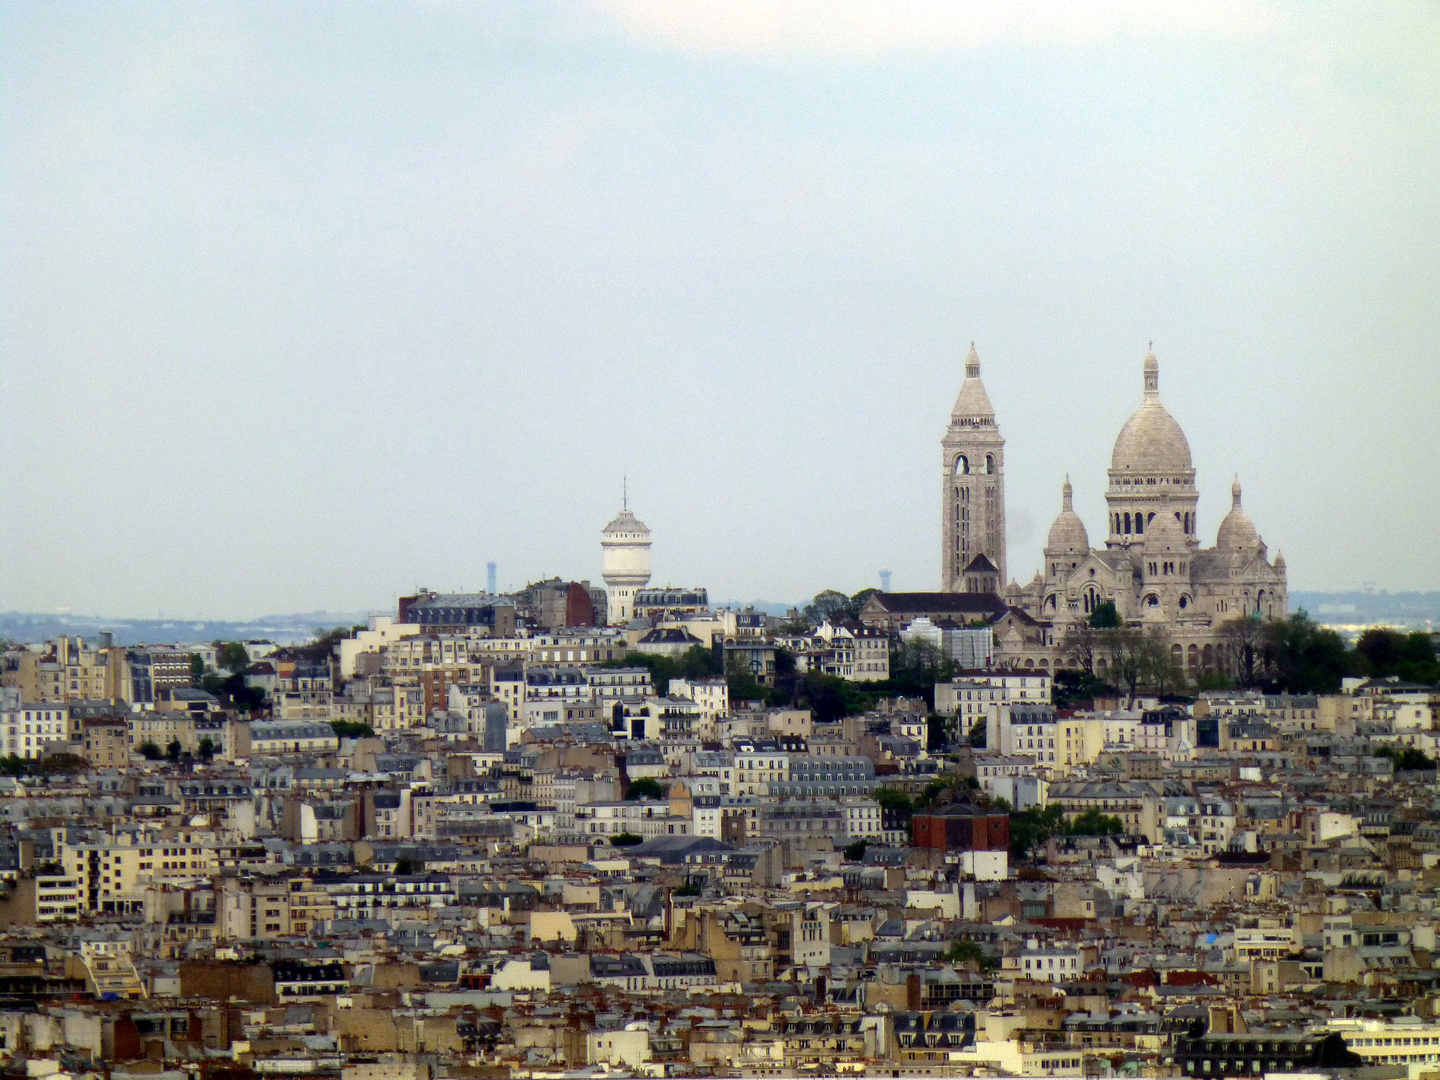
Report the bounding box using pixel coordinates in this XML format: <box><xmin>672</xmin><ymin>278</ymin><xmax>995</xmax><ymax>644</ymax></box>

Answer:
<box><xmin>942</xmin><ymin>347</ymin><xmax>1288</xmax><ymax>675</ymax></box>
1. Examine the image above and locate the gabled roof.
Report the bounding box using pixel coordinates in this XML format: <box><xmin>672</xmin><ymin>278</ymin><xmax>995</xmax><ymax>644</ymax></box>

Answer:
<box><xmin>963</xmin><ymin>554</ymin><xmax>999</xmax><ymax>573</ymax></box>
<box><xmin>864</xmin><ymin>591</ymin><xmax>1009</xmax><ymax>618</ymax></box>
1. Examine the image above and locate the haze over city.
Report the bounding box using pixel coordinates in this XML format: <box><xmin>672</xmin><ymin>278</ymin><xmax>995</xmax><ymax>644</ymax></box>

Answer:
<box><xmin>2</xmin><ymin>1</ymin><xmax>1437</xmax><ymax>618</ymax></box>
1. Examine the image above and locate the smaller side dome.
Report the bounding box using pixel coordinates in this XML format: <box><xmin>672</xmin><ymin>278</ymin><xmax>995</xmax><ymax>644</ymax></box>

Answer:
<box><xmin>1216</xmin><ymin>476</ymin><xmax>1260</xmax><ymax>552</ymax></box>
<box><xmin>1045</xmin><ymin>477</ymin><xmax>1090</xmax><ymax>555</ymax></box>
<box><xmin>1142</xmin><ymin>508</ymin><xmax>1187</xmax><ymax>552</ymax></box>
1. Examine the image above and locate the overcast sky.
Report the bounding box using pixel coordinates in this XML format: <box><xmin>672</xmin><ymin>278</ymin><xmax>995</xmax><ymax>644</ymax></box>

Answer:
<box><xmin>2</xmin><ymin>1</ymin><xmax>1437</xmax><ymax>618</ymax></box>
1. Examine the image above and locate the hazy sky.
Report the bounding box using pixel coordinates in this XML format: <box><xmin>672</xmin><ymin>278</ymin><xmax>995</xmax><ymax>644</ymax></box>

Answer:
<box><xmin>2</xmin><ymin>1</ymin><xmax>1437</xmax><ymax>618</ymax></box>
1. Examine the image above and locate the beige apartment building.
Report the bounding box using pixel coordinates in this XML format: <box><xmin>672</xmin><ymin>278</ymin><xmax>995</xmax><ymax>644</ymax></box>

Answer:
<box><xmin>2</xmin><ymin>637</ymin><xmax>128</xmax><ymax>703</ymax></box>
<box><xmin>62</xmin><ymin>834</ymin><xmax>222</xmax><ymax>915</ymax></box>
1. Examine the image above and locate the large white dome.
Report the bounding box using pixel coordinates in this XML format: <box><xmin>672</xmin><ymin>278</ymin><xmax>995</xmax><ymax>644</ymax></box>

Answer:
<box><xmin>1110</xmin><ymin>351</ymin><xmax>1193</xmax><ymax>474</ymax></box>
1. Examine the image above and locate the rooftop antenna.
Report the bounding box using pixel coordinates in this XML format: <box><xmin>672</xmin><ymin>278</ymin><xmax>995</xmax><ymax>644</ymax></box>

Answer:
<box><xmin>623</xmin><ymin>475</ymin><xmax>628</xmax><ymax>511</ymax></box>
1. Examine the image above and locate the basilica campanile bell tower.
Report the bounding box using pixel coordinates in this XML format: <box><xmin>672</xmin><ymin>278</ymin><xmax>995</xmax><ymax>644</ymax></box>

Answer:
<box><xmin>941</xmin><ymin>344</ymin><xmax>1007</xmax><ymax>592</ymax></box>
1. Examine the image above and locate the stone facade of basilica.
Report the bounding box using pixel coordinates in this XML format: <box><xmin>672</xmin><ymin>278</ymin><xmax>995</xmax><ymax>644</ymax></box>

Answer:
<box><xmin>942</xmin><ymin>347</ymin><xmax>1288</xmax><ymax>676</ymax></box>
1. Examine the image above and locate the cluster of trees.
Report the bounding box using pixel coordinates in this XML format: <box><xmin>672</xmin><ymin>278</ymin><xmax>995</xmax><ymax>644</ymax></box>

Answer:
<box><xmin>294</xmin><ymin>626</ymin><xmax>364</xmax><ymax>666</ymax></box>
<box><xmin>192</xmin><ymin>639</ymin><xmax>267</xmax><ymax>711</ymax></box>
<box><xmin>1060</xmin><ymin>606</ymin><xmax>1438</xmax><ymax>699</ymax></box>
<box><xmin>944</xmin><ymin>939</ymin><xmax>999</xmax><ymax>970</ymax></box>
<box><xmin>137</xmin><ymin>738</ymin><xmax>218</xmax><ymax>763</ymax></box>
<box><xmin>1374</xmin><ymin>745</ymin><xmax>1438</xmax><ymax>772</ymax></box>
<box><xmin>0</xmin><ymin>752</ymin><xmax>88</xmax><ymax>777</ymax></box>
<box><xmin>330</xmin><ymin>720</ymin><xmax>375</xmax><ymax>739</ymax></box>
<box><xmin>785</xmin><ymin>588</ymin><xmax>880</xmax><ymax>630</ymax></box>
<box><xmin>198</xmin><ymin>670</ymin><xmax>267</xmax><ymax>712</ymax></box>
<box><xmin>1006</xmin><ymin>803</ymin><xmax>1124</xmax><ymax>861</ymax></box>
<box><xmin>625</xmin><ymin>777</ymin><xmax>667</xmax><ymax>800</ymax></box>
<box><xmin>872</xmin><ymin>775</ymin><xmax>975</xmax><ymax>823</ymax></box>
<box><xmin>1059</xmin><ymin>603</ymin><xmax>1188</xmax><ymax>698</ymax></box>
<box><xmin>603</xmin><ymin>646</ymin><xmax>724</xmax><ymax>696</ymax></box>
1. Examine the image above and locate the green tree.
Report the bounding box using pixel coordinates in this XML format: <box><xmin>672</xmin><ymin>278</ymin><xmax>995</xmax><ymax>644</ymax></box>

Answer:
<box><xmin>608</xmin><ymin>646</ymin><xmax>722</xmax><ymax>697</ymax></box>
<box><xmin>36</xmin><ymin>753</ymin><xmax>88</xmax><ymax>776</ymax></box>
<box><xmin>1103</xmin><ymin>628</ymin><xmax>1148</xmax><ymax>699</ymax></box>
<box><xmin>1088</xmin><ymin>601</ymin><xmax>1122</xmax><ymax>629</ymax></box>
<box><xmin>1066</xmin><ymin>809</ymin><xmax>1124</xmax><ymax>836</ymax></box>
<box><xmin>944</xmin><ymin>939</ymin><xmax>998</xmax><ymax>970</ymax></box>
<box><xmin>215</xmin><ymin>641</ymin><xmax>250</xmax><ymax>673</ymax></box>
<box><xmin>297</xmin><ymin>627</ymin><xmax>353</xmax><ymax>667</ymax></box>
<box><xmin>889</xmin><ymin>639</ymin><xmax>957</xmax><ymax>694</ymax></box>
<box><xmin>1140</xmin><ymin>627</ymin><xmax>1187</xmax><ymax>698</ymax></box>
<box><xmin>626</xmin><ymin>777</ymin><xmax>666</xmax><ymax>800</ymax></box>
<box><xmin>843</xmin><ymin>839</ymin><xmax>868</xmax><ymax>861</ymax></box>
<box><xmin>1009</xmin><ymin>804</ymin><xmax>1067</xmax><ymax>861</ymax></box>
<box><xmin>1219</xmin><ymin>615</ymin><xmax>1267</xmax><ymax>687</ymax></box>
<box><xmin>967</xmin><ymin>719</ymin><xmax>987</xmax><ymax>748</ymax></box>
<box><xmin>224</xmin><ymin>672</ymin><xmax>266</xmax><ymax>712</ymax></box>
<box><xmin>196</xmin><ymin>737</ymin><xmax>216</xmax><ymax>761</ymax></box>
<box><xmin>331</xmin><ymin>720</ymin><xmax>375</xmax><ymax>739</ymax></box>
<box><xmin>1053</xmin><ymin>668</ymin><xmax>1111</xmax><ymax>709</ymax></box>
<box><xmin>1374</xmin><ymin>745</ymin><xmax>1437</xmax><ymax>771</ymax></box>
<box><xmin>1262</xmin><ymin>611</ymin><xmax>1351</xmax><ymax>693</ymax></box>
<box><xmin>725</xmin><ymin>656</ymin><xmax>768</xmax><ymax>705</ymax></box>
<box><xmin>846</xmin><ymin>588</ymin><xmax>879</xmax><ymax>619</ymax></box>
<box><xmin>610</xmin><ymin>832</ymin><xmax>644</xmax><ymax>846</ymax></box>
<box><xmin>1194</xmin><ymin>669</ymin><xmax>1236</xmax><ymax>692</ymax></box>
<box><xmin>1061</xmin><ymin>623</ymin><xmax>1103</xmax><ymax>675</ymax></box>
<box><xmin>917</xmin><ymin>774</ymin><xmax>968</xmax><ymax>809</ymax></box>
<box><xmin>165</xmin><ymin>739</ymin><xmax>183</xmax><ymax>763</ymax></box>
<box><xmin>138</xmin><ymin>741</ymin><xmax>162</xmax><ymax>761</ymax></box>
<box><xmin>190</xmin><ymin>654</ymin><xmax>205</xmax><ymax>682</ymax></box>
<box><xmin>1355</xmin><ymin>628</ymin><xmax>1439</xmax><ymax>684</ymax></box>
<box><xmin>802</xmin><ymin>590</ymin><xmax>853</xmax><ymax>624</ymax></box>
<box><xmin>1356</xmin><ymin>627</ymin><xmax>1408</xmax><ymax>676</ymax></box>
<box><xmin>873</xmin><ymin>787</ymin><xmax>915</xmax><ymax>815</ymax></box>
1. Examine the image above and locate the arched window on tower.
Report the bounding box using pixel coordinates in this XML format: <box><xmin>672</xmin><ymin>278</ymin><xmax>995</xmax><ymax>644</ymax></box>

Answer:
<box><xmin>954</xmin><ymin>456</ymin><xmax>969</xmax><ymax>475</ymax></box>
<box><xmin>1123</xmin><ymin>513</ymin><xmax>1132</xmax><ymax>533</ymax></box>
<box><xmin>1135</xmin><ymin>514</ymin><xmax>1144</xmax><ymax>535</ymax></box>
<box><xmin>1184</xmin><ymin>512</ymin><xmax>1192</xmax><ymax>533</ymax></box>
<box><xmin>985</xmin><ymin>454</ymin><xmax>994</xmax><ymax>474</ymax></box>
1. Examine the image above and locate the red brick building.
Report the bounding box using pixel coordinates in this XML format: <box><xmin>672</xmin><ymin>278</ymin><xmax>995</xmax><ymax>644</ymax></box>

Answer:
<box><xmin>912</xmin><ymin>803</ymin><xmax>1010</xmax><ymax>853</ymax></box>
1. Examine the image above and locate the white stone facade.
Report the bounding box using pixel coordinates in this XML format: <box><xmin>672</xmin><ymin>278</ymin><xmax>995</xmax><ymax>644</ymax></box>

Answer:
<box><xmin>1003</xmin><ymin>350</ymin><xmax>1287</xmax><ymax>675</ymax></box>
<box><xmin>600</xmin><ymin>505</ymin><xmax>652</xmax><ymax>625</ymax></box>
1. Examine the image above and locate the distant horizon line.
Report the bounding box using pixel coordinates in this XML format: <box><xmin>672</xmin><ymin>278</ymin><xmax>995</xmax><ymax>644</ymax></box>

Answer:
<box><xmin>2</xmin><ymin>587</ymin><xmax>1438</xmax><ymax>627</ymax></box>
